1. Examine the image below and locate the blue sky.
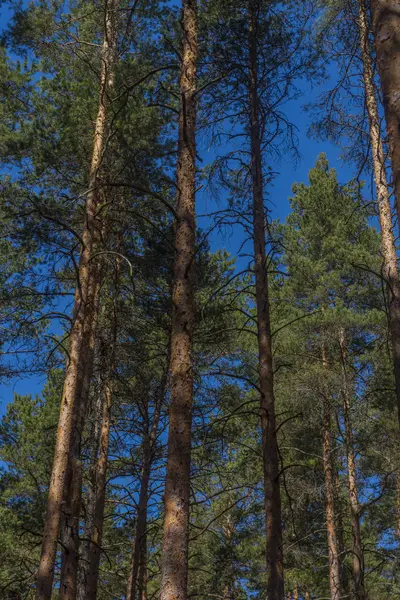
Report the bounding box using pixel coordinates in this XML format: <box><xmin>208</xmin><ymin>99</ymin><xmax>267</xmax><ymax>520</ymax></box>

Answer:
<box><xmin>0</xmin><ymin>2</ymin><xmax>358</xmax><ymax>413</ymax></box>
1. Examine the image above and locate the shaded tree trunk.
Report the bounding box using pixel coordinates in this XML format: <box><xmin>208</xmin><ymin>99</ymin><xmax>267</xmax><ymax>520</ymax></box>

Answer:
<box><xmin>339</xmin><ymin>330</ymin><xmax>366</xmax><ymax>600</ymax></box>
<box><xmin>370</xmin><ymin>0</ymin><xmax>400</xmax><ymax>221</ymax></box>
<box><xmin>137</xmin><ymin>534</ymin><xmax>147</xmax><ymax>600</ymax></box>
<box><xmin>322</xmin><ymin>348</ymin><xmax>341</xmax><ymax>600</ymax></box>
<box><xmin>59</xmin><ymin>274</ymin><xmax>102</xmax><ymax>600</ymax></box>
<box><xmin>77</xmin><ymin>255</ymin><xmax>121</xmax><ymax>600</ymax></box>
<box><xmin>248</xmin><ymin>2</ymin><xmax>284</xmax><ymax>599</ymax></box>
<box><xmin>83</xmin><ymin>338</ymin><xmax>114</xmax><ymax>600</ymax></box>
<box><xmin>127</xmin><ymin>357</ymin><xmax>168</xmax><ymax>600</ymax></box>
<box><xmin>159</xmin><ymin>2</ymin><xmax>197</xmax><ymax>600</ymax></box>
<box><xmin>358</xmin><ymin>0</ymin><xmax>400</xmax><ymax>535</ymax></box>
<box><xmin>35</xmin><ymin>4</ymin><xmax>120</xmax><ymax>599</ymax></box>
<box><xmin>333</xmin><ymin>464</ymin><xmax>350</xmax><ymax>598</ymax></box>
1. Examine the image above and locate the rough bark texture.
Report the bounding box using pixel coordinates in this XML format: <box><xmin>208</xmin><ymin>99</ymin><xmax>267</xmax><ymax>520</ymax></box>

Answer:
<box><xmin>248</xmin><ymin>2</ymin><xmax>284</xmax><ymax>599</ymax></box>
<box><xmin>358</xmin><ymin>0</ymin><xmax>400</xmax><ymax>534</ymax></box>
<box><xmin>127</xmin><ymin>359</ymin><xmax>168</xmax><ymax>600</ymax></box>
<box><xmin>322</xmin><ymin>348</ymin><xmax>341</xmax><ymax>600</ymax></box>
<box><xmin>159</xmin><ymin>2</ymin><xmax>197</xmax><ymax>600</ymax></box>
<box><xmin>370</xmin><ymin>0</ymin><xmax>400</xmax><ymax>221</ymax></box>
<box><xmin>323</xmin><ymin>402</ymin><xmax>341</xmax><ymax>600</ymax></box>
<box><xmin>35</xmin><ymin>4</ymin><xmax>119</xmax><ymax>599</ymax></box>
<box><xmin>339</xmin><ymin>330</ymin><xmax>366</xmax><ymax>600</ymax></box>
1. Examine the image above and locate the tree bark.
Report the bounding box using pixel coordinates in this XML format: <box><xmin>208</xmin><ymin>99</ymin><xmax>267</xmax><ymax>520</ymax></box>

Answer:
<box><xmin>77</xmin><ymin>253</ymin><xmax>121</xmax><ymax>600</ymax></box>
<box><xmin>333</xmin><ymin>463</ymin><xmax>350</xmax><ymax>598</ymax></box>
<box><xmin>59</xmin><ymin>273</ymin><xmax>102</xmax><ymax>600</ymax></box>
<box><xmin>159</xmin><ymin>2</ymin><xmax>197</xmax><ymax>600</ymax></box>
<box><xmin>357</xmin><ymin>0</ymin><xmax>400</xmax><ymax>535</ymax></box>
<box><xmin>247</xmin><ymin>2</ymin><xmax>284</xmax><ymax>599</ymax></box>
<box><xmin>321</xmin><ymin>348</ymin><xmax>341</xmax><ymax>600</ymax></box>
<box><xmin>35</xmin><ymin>4</ymin><xmax>119</xmax><ymax>599</ymax></box>
<box><xmin>127</xmin><ymin>357</ymin><xmax>168</xmax><ymax>600</ymax></box>
<box><xmin>338</xmin><ymin>329</ymin><xmax>366</xmax><ymax>600</ymax></box>
<box><xmin>83</xmin><ymin>337</ymin><xmax>114</xmax><ymax>600</ymax></box>
<box><xmin>370</xmin><ymin>0</ymin><xmax>400</xmax><ymax>222</ymax></box>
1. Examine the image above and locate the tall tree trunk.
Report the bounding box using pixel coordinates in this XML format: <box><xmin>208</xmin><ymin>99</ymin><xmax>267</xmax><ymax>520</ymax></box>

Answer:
<box><xmin>248</xmin><ymin>2</ymin><xmax>284</xmax><ymax>599</ymax></box>
<box><xmin>159</xmin><ymin>2</ymin><xmax>197</xmax><ymax>600</ymax></box>
<box><xmin>77</xmin><ymin>255</ymin><xmax>120</xmax><ymax>600</ymax></box>
<box><xmin>333</xmin><ymin>464</ymin><xmax>350</xmax><ymax>598</ymax></box>
<box><xmin>357</xmin><ymin>0</ymin><xmax>400</xmax><ymax>534</ymax></box>
<box><xmin>59</xmin><ymin>274</ymin><xmax>102</xmax><ymax>600</ymax></box>
<box><xmin>35</xmin><ymin>4</ymin><xmax>119</xmax><ymax>599</ymax></box>
<box><xmin>76</xmin><ymin>366</ymin><xmax>104</xmax><ymax>600</ymax></box>
<box><xmin>370</xmin><ymin>0</ymin><xmax>400</xmax><ymax>221</ymax></box>
<box><xmin>84</xmin><ymin>338</ymin><xmax>114</xmax><ymax>600</ymax></box>
<box><xmin>127</xmin><ymin>357</ymin><xmax>168</xmax><ymax>600</ymax></box>
<box><xmin>338</xmin><ymin>330</ymin><xmax>366</xmax><ymax>600</ymax></box>
<box><xmin>137</xmin><ymin>533</ymin><xmax>147</xmax><ymax>600</ymax></box>
<box><xmin>322</xmin><ymin>348</ymin><xmax>341</xmax><ymax>600</ymax></box>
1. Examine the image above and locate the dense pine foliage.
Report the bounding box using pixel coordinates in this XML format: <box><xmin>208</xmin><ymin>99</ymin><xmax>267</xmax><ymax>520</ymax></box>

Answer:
<box><xmin>1</xmin><ymin>1</ymin><xmax>400</xmax><ymax>599</ymax></box>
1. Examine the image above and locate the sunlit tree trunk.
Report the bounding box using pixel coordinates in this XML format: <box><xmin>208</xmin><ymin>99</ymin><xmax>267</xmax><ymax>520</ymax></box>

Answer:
<box><xmin>357</xmin><ymin>0</ymin><xmax>400</xmax><ymax>534</ymax></box>
<box><xmin>35</xmin><ymin>3</ymin><xmax>120</xmax><ymax>599</ymax></box>
<box><xmin>247</xmin><ymin>1</ymin><xmax>284</xmax><ymax>598</ymax></box>
<box><xmin>159</xmin><ymin>2</ymin><xmax>197</xmax><ymax>600</ymax></box>
<box><xmin>322</xmin><ymin>347</ymin><xmax>341</xmax><ymax>600</ymax></box>
<box><xmin>370</xmin><ymin>0</ymin><xmax>400</xmax><ymax>222</ymax></box>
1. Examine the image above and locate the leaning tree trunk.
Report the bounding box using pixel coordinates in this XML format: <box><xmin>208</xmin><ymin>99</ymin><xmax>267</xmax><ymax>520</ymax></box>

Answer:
<box><xmin>358</xmin><ymin>0</ymin><xmax>400</xmax><ymax>534</ymax></box>
<box><xmin>248</xmin><ymin>2</ymin><xmax>284</xmax><ymax>599</ymax></box>
<box><xmin>35</xmin><ymin>4</ymin><xmax>120</xmax><ymax>599</ymax></box>
<box><xmin>322</xmin><ymin>348</ymin><xmax>341</xmax><ymax>600</ymax></box>
<box><xmin>370</xmin><ymin>0</ymin><xmax>400</xmax><ymax>222</ymax></box>
<box><xmin>338</xmin><ymin>329</ymin><xmax>366</xmax><ymax>600</ymax></box>
<box><xmin>159</xmin><ymin>2</ymin><xmax>197</xmax><ymax>600</ymax></box>
<box><xmin>127</xmin><ymin>357</ymin><xmax>168</xmax><ymax>600</ymax></box>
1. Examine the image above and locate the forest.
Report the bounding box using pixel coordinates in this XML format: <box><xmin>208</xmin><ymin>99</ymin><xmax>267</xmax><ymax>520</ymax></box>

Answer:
<box><xmin>1</xmin><ymin>0</ymin><xmax>400</xmax><ymax>599</ymax></box>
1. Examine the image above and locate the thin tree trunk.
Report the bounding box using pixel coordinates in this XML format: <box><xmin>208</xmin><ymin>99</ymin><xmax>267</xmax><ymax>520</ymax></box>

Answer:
<box><xmin>126</xmin><ymin>443</ymin><xmax>151</xmax><ymax>600</ymax></box>
<box><xmin>59</xmin><ymin>273</ymin><xmax>102</xmax><ymax>600</ymax></box>
<box><xmin>77</xmin><ymin>253</ymin><xmax>120</xmax><ymax>600</ymax></box>
<box><xmin>357</xmin><ymin>0</ymin><xmax>400</xmax><ymax>534</ymax></box>
<box><xmin>370</xmin><ymin>0</ymin><xmax>400</xmax><ymax>221</ymax></box>
<box><xmin>137</xmin><ymin>533</ymin><xmax>147</xmax><ymax>600</ymax></box>
<box><xmin>338</xmin><ymin>329</ymin><xmax>366</xmax><ymax>600</ymax></box>
<box><xmin>247</xmin><ymin>2</ymin><xmax>284</xmax><ymax>599</ymax></box>
<box><xmin>159</xmin><ymin>2</ymin><xmax>197</xmax><ymax>600</ymax></box>
<box><xmin>84</xmin><ymin>340</ymin><xmax>114</xmax><ymax>600</ymax></box>
<box><xmin>127</xmin><ymin>357</ymin><xmax>168</xmax><ymax>600</ymax></box>
<box><xmin>333</xmin><ymin>464</ymin><xmax>350</xmax><ymax>598</ymax></box>
<box><xmin>76</xmin><ymin>367</ymin><xmax>104</xmax><ymax>600</ymax></box>
<box><xmin>35</xmin><ymin>4</ymin><xmax>119</xmax><ymax>598</ymax></box>
<box><xmin>322</xmin><ymin>348</ymin><xmax>341</xmax><ymax>600</ymax></box>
